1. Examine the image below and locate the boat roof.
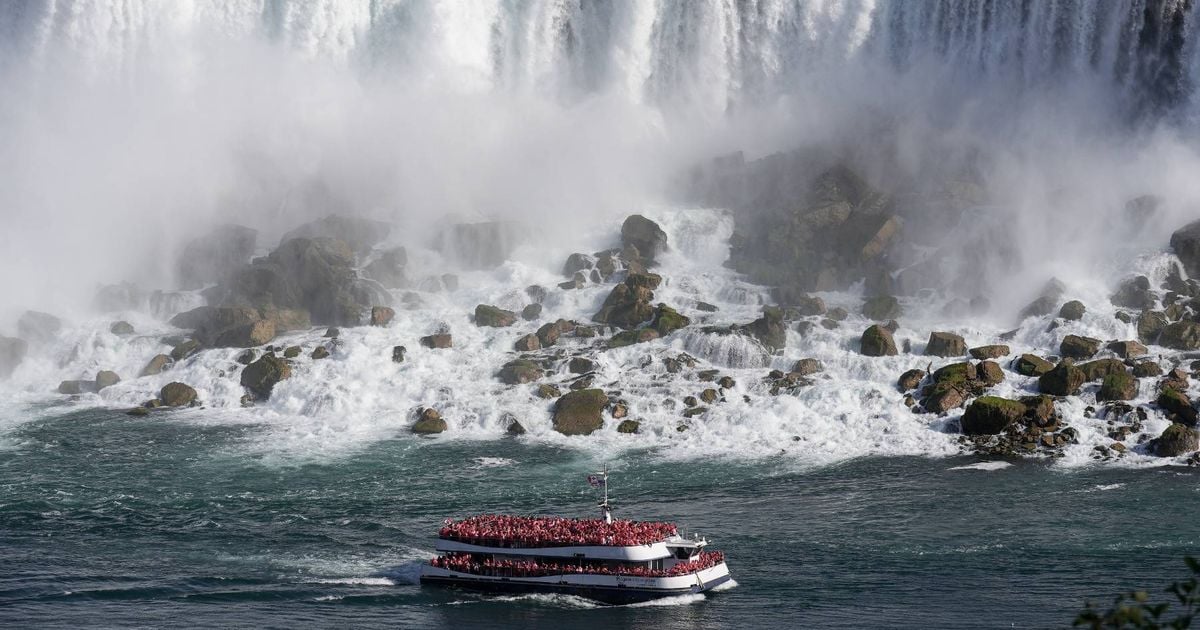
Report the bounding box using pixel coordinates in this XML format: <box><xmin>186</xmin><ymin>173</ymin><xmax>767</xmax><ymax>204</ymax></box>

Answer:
<box><xmin>439</xmin><ymin>514</ymin><xmax>678</xmax><ymax>547</ymax></box>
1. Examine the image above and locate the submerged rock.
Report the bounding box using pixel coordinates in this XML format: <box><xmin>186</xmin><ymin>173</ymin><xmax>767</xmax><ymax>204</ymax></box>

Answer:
<box><xmin>412</xmin><ymin>408</ymin><xmax>447</xmax><ymax>434</ymax></box>
<box><xmin>521</xmin><ymin>303</ymin><xmax>543</xmax><ymax>321</ymax></box>
<box><xmin>436</xmin><ymin>221</ymin><xmax>524</xmax><ymax>269</ymax></box>
<box><xmin>160</xmin><ymin>382</ymin><xmax>198</xmax><ymax>407</ymax></box>
<box><xmin>311</xmin><ymin>346</ymin><xmax>330</xmax><ymax>360</ymax></box>
<box><xmin>608</xmin><ymin>329</ymin><xmax>660</xmax><ymax>348</ymax></box>
<box><xmin>514</xmin><ymin>334</ymin><xmax>541</xmax><ymax>352</ymax></box>
<box><xmin>240</xmin><ymin>355</ymin><xmax>291</xmax><ymax>401</ymax></box>
<box><xmin>552</xmin><ymin>389</ymin><xmax>608</xmax><ymax>436</ymax></box>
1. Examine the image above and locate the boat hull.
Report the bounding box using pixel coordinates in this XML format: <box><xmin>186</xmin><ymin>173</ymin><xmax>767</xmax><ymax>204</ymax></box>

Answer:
<box><xmin>420</xmin><ymin>563</ymin><xmax>732</xmax><ymax>605</ymax></box>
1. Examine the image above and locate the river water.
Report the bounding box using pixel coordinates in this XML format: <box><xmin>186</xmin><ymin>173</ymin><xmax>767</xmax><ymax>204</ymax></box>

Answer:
<box><xmin>2</xmin><ymin>405</ymin><xmax>1195</xmax><ymax>629</ymax></box>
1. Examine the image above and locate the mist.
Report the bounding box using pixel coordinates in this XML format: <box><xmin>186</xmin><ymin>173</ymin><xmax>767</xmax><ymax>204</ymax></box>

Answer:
<box><xmin>1</xmin><ymin>0</ymin><xmax>1199</xmax><ymax>324</ymax></box>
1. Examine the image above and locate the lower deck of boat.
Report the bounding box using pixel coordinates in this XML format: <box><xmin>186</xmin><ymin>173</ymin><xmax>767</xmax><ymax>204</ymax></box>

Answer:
<box><xmin>420</xmin><ymin>572</ymin><xmax>732</xmax><ymax>605</ymax></box>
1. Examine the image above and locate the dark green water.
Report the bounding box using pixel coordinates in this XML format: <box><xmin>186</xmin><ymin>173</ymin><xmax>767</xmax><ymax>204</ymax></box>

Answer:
<box><xmin>1</xmin><ymin>408</ymin><xmax>1196</xmax><ymax>629</ymax></box>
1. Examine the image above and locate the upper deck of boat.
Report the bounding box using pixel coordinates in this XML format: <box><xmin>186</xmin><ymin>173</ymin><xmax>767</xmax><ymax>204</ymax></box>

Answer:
<box><xmin>438</xmin><ymin>514</ymin><xmax>678</xmax><ymax>548</ymax></box>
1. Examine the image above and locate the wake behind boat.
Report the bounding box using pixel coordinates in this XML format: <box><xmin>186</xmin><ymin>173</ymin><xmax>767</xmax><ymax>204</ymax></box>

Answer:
<box><xmin>419</xmin><ymin>469</ymin><xmax>733</xmax><ymax>605</ymax></box>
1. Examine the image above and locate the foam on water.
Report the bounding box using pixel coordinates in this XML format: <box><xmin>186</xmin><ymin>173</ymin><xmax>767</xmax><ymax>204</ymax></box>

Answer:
<box><xmin>624</xmin><ymin>592</ymin><xmax>707</xmax><ymax>607</ymax></box>
<box><xmin>949</xmin><ymin>461</ymin><xmax>1013</xmax><ymax>472</ymax></box>
<box><xmin>0</xmin><ymin>207</ymin><xmax>1194</xmax><ymax>469</ymax></box>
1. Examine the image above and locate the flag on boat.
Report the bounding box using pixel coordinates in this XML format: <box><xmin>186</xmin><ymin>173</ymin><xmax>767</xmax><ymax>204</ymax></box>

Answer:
<box><xmin>587</xmin><ymin>474</ymin><xmax>606</xmax><ymax>488</ymax></box>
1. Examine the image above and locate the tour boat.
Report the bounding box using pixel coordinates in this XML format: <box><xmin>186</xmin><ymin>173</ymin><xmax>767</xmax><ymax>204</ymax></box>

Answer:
<box><xmin>419</xmin><ymin>468</ymin><xmax>733</xmax><ymax>605</ymax></box>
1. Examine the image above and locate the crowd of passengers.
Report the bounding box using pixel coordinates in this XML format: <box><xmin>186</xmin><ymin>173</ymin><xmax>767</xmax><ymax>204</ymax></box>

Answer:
<box><xmin>439</xmin><ymin>515</ymin><xmax>678</xmax><ymax>547</ymax></box>
<box><xmin>429</xmin><ymin>551</ymin><xmax>725</xmax><ymax>578</ymax></box>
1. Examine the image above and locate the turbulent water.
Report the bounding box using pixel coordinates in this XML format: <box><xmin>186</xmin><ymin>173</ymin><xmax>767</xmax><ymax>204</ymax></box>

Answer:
<box><xmin>3</xmin><ymin>1</ymin><xmax>1200</xmax><ymax>628</ymax></box>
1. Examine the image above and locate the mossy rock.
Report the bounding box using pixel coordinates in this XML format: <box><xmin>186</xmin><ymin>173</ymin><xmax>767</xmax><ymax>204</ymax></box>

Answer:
<box><xmin>1159</xmin><ymin>321</ymin><xmax>1200</xmax><ymax>350</ymax></box>
<box><xmin>1038</xmin><ymin>361</ymin><xmax>1085</xmax><ymax>396</ymax></box>
<box><xmin>616</xmin><ymin>420</ymin><xmax>640</xmax><ymax>434</ymax></box>
<box><xmin>925</xmin><ymin>332</ymin><xmax>966</xmax><ymax>357</ymax></box>
<box><xmin>1059</xmin><ymin>334</ymin><xmax>1101</xmax><ymax>359</ymax></box>
<box><xmin>412</xmin><ymin>408</ymin><xmax>447</xmax><ymax>434</ymax></box>
<box><xmin>961</xmin><ymin>396</ymin><xmax>1026</xmax><ymax>435</ymax></box>
<box><xmin>283</xmin><ymin>346</ymin><xmax>301</xmax><ymax>359</ymax></box>
<box><xmin>475</xmin><ymin>304</ymin><xmax>517</xmax><ymax>327</ymax></box>
<box><xmin>534</xmin><ymin>383</ymin><xmax>562</xmax><ymax>399</ymax></box>
<box><xmin>1013</xmin><ymin>354</ymin><xmax>1053</xmax><ymax>377</ymax></box>
<box><xmin>552</xmin><ymin>389</ymin><xmax>608</xmax><ymax>436</ymax></box>
<box><xmin>1150</xmin><ymin>422</ymin><xmax>1199</xmax><ymax>456</ymax></box>
<box><xmin>1136</xmin><ymin>310</ymin><xmax>1168</xmax><ymax>345</ymax></box>
<box><xmin>498</xmin><ymin>359</ymin><xmax>541</xmax><ymax>385</ymax></box>
<box><xmin>1098</xmin><ymin>372</ymin><xmax>1137</xmax><ymax>401</ymax></box>
<box><xmin>160</xmin><ymin>382</ymin><xmax>198</xmax><ymax>407</ymax></box>
<box><xmin>1077</xmin><ymin>358</ymin><xmax>1127</xmax><ymax>382</ymax></box>
<box><xmin>975</xmin><ymin>361</ymin><xmax>1004</xmax><ymax>386</ymax></box>
<box><xmin>1058</xmin><ymin>300</ymin><xmax>1086</xmax><ymax>321</ymax></box>
<box><xmin>651</xmin><ymin>304</ymin><xmax>691</xmax><ymax>336</ymax></box>
<box><xmin>608</xmin><ymin>329</ymin><xmax>660</xmax><ymax>349</ymax></box>
<box><xmin>239</xmin><ymin>355</ymin><xmax>291</xmax><ymax>401</ymax></box>
<box><xmin>860</xmin><ymin>324</ymin><xmax>897</xmax><ymax>357</ymax></box>
<box><xmin>1157</xmin><ymin>387</ymin><xmax>1198</xmax><ymax>426</ymax></box>
<box><xmin>969</xmin><ymin>345</ymin><xmax>1010</xmax><ymax>360</ymax></box>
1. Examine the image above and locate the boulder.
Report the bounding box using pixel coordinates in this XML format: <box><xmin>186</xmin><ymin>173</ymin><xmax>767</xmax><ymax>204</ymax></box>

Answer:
<box><xmin>975</xmin><ymin>361</ymin><xmax>1005</xmax><ymax>385</ymax></box>
<box><xmin>1021</xmin><ymin>395</ymin><xmax>1057</xmax><ymax>424</ymax></box>
<box><xmin>171</xmin><ymin>305</ymin><xmax>307</xmax><ymax>348</ymax></box>
<box><xmin>562</xmin><ymin>253</ymin><xmax>594</xmax><ymax>276</ymax></box>
<box><xmin>521</xmin><ymin>304</ymin><xmax>542</xmax><ymax>321</ymax></box>
<box><xmin>745</xmin><ymin>306</ymin><xmax>787</xmax><ymax>352</ymax></box>
<box><xmin>212</xmin><ymin>320</ymin><xmax>276</xmax><ymax>348</ymax></box>
<box><xmin>514</xmin><ymin>334</ymin><xmax>541</xmax><ymax>352</ymax></box>
<box><xmin>925</xmin><ymin>332</ymin><xmax>966</xmax><ymax>357</ymax></box>
<box><xmin>536</xmin><ymin>322</ymin><xmax>562</xmax><ymax>347</ymax></box>
<box><xmin>969</xmin><ymin>345</ymin><xmax>1010</xmax><ymax>360</ymax></box>
<box><xmin>1106</xmin><ymin>340</ymin><xmax>1148</xmax><ymax>358</ymax></box>
<box><xmin>862</xmin><ymin>295</ymin><xmax>902</xmax><ymax>321</ymax></box>
<box><xmin>506</xmin><ymin>417</ymin><xmax>527</xmax><ymax>436</ymax></box>
<box><xmin>1013</xmin><ymin>353</ymin><xmax>1054</xmax><ymax>377</ymax></box>
<box><xmin>1077</xmin><ymin>358</ymin><xmax>1127</xmax><ymax>382</ymax></box>
<box><xmin>279</xmin><ymin>215</ymin><xmax>389</xmax><ymax>254</ymax></box>
<box><xmin>170</xmin><ymin>340</ymin><xmax>201</xmax><ymax>361</ymax></box>
<box><xmin>961</xmin><ymin>396</ymin><xmax>1026</xmax><ymax>435</ymax></box>
<box><xmin>860</xmin><ymin>324</ymin><xmax>898</xmax><ymax>357</ymax></box>
<box><xmin>475</xmin><ymin>304</ymin><xmax>517</xmax><ymax>327</ymax></box>
<box><xmin>1169</xmin><ymin>218</ymin><xmax>1200</xmax><ymax>278</ymax></box>
<box><xmin>793</xmin><ymin>358</ymin><xmax>824</xmax><ymax>376</ymax></box>
<box><xmin>497</xmin><ymin>359</ymin><xmax>541</xmax><ymax>385</ymax></box>
<box><xmin>140</xmin><ymin>354</ymin><xmax>173</xmax><ymax>377</ymax></box>
<box><xmin>1137</xmin><ymin>311</ymin><xmax>1168</xmax><ymax>345</ymax></box>
<box><xmin>1157</xmin><ymin>387</ymin><xmax>1198</xmax><ymax>426</ymax></box>
<box><xmin>1018</xmin><ymin>278</ymin><xmax>1066</xmax><ymax>319</ymax></box>
<box><xmin>1058</xmin><ymin>300</ymin><xmax>1086</xmax><ymax>321</ymax></box>
<box><xmin>1110</xmin><ymin>276</ymin><xmax>1156</xmax><ymax>310</ymax></box>
<box><xmin>0</xmin><ymin>337</ymin><xmax>28</xmax><ymax>378</ymax></box>
<box><xmin>110</xmin><ymin>321</ymin><xmax>135</xmax><ymax>335</ymax></box>
<box><xmin>176</xmin><ymin>224</ymin><xmax>258</xmax><ymax>289</ymax></box>
<box><xmin>535</xmin><ymin>383</ymin><xmax>562</xmax><ymax>399</ymax></box>
<box><xmin>363</xmin><ymin>247</ymin><xmax>408</xmax><ymax>288</ymax></box>
<box><xmin>569</xmin><ymin>357</ymin><xmax>595</xmax><ymax>374</ymax></box>
<box><xmin>650</xmin><ymin>304</ymin><xmax>690</xmax><ymax>336</ymax></box>
<box><xmin>95</xmin><ymin>370</ymin><xmax>121</xmax><ymax>391</ymax></box>
<box><xmin>58</xmin><ymin>380</ymin><xmax>97</xmax><ymax>395</ymax></box>
<box><xmin>616</xmin><ymin>419</ymin><xmax>640</xmax><ymax>434</ymax></box>
<box><xmin>220</xmin><ymin>237</ymin><xmax>367</xmax><ymax>326</ymax></box>
<box><xmin>436</xmin><ymin>221</ymin><xmax>524</xmax><ymax>269</ymax></box>
<box><xmin>370</xmin><ymin>306</ymin><xmax>395</xmax><ymax>327</ymax></box>
<box><xmin>239</xmin><ymin>355</ymin><xmax>292</xmax><ymax>401</ymax></box>
<box><xmin>283</xmin><ymin>346</ymin><xmax>301</xmax><ymax>359</ymax></box>
<box><xmin>897</xmin><ymin>368</ymin><xmax>925</xmax><ymax>391</ymax></box>
<box><xmin>593</xmin><ymin>274</ymin><xmax>661</xmax><ymax>329</ymax></box>
<box><xmin>621</xmin><ymin>215</ymin><xmax>668</xmax><ymax>262</ymax></box>
<box><xmin>1133</xmin><ymin>361</ymin><xmax>1163</xmax><ymax>378</ymax></box>
<box><xmin>17</xmin><ymin>310</ymin><xmax>62</xmax><ymax>344</ymax></box>
<box><xmin>311</xmin><ymin>346</ymin><xmax>330</xmax><ymax>360</ymax></box>
<box><xmin>1059</xmin><ymin>334</ymin><xmax>1102</xmax><ymax>360</ymax></box>
<box><xmin>411</xmin><ymin>408</ymin><xmax>447</xmax><ymax>434</ymax></box>
<box><xmin>420</xmin><ymin>334</ymin><xmax>452</xmax><ymax>349</ymax></box>
<box><xmin>552</xmin><ymin>389</ymin><xmax>608</xmax><ymax>436</ymax></box>
<box><xmin>236</xmin><ymin>349</ymin><xmax>257</xmax><ymax>365</ymax></box>
<box><xmin>608</xmin><ymin>329</ymin><xmax>660</xmax><ymax>348</ymax></box>
<box><xmin>160</xmin><ymin>382</ymin><xmax>198</xmax><ymax>407</ymax></box>
<box><xmin>1159</xmin><ymin>321</ymin><xmax>1200</xmax><ymax>350</ymax></box>
<box><xmin>1151</xmin><ymin>423</ymin><xmax>1200</xmax><ymax>457</ymax></box>
<box><xmin>1038</xmin><ymin>361</ymin><xmax>1086</xmax><ymax>396</ymax></box>
<box><xmin>1098</xmin><ymin>372</ymin><xmax>1138</xmax><ymax>401</ymax></box>
<box><xmin>774</xmin><ymin>291</ymin><xmax>826</xmax><ymax>316</ymax></box>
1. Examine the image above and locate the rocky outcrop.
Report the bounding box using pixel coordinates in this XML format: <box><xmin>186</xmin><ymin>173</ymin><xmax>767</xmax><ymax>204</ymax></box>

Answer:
<box><xmin>436</xmin><ymin>221</ymin><xmax>524</xmax><ymax>269</ymax></box>
<box><xmin>920</xmin><ymin>362</ymin><xmax>986</xmax><ymax>414</ymax></box>
<box><xmin>925</xmin><ymin>332</ymin><xmax>966</xmax><ymax>357</ymax></box>
<box><xmin>176</xmin><ymin>224</ymin><xmax>257</xmax><ymax>289</ymax></box>
<box><xmin>140</xmin><ymin>354</ymin><xmax>173</xmax><ymax>377</ymax></box>
<box><xmin>1018</xmin><ymin>278</ymin><xmax>1066</xmax><ymax>319</ymax></box>
<box><xmin>1159</xmin><ymin>321</ymin><xmax>1200</xmax><ymax>350</ymax></box>
<box><xmin>1151</xmin><ymin>423</ymin><xmax>1199</xmax><ymax>457</ymax></box>
<box><xmin>370</xmin><ymin>306</ymin><xmax>395</xmax><ymax>326</ymax></box>
<box><xmin>1038</xmin><ymin>361</ymin><xmax>1086</xmax><ymax>396</ymax></box>
<box><xmin>475</xmin><ymin>304</ymin><xmax>517</xmax><ymax>328</ymax></box>
<box><xmin>497</xmin><ymin>359</ymin><xmax>541</xmax><ymax>385</ymax></box>
<box><xmin>240</xmin><ymin>355</ymin><xmax>291</xmax><ymax>401</ymax></box>
<box><xmin>1110</xmin><ymin>276</ymin><xmax>1156</xmax><ymax>310</ymax></box>
<box><xmin>621</xmin><ymin>215</ymin><xmax>668</xmax><ymax>263</ymax></box>
<box><xmin>363</xmin><ymin>247</ymin><xmax>408</xmax><ymax>288</ymax></box>
<box><xmin>171</xmin><ymin>306</ymin><xmax>299</xmax><ymax>348</ymax></box>
<box><xmin>860</xmin><ymin>324</ymin><xmax>897</xmax><ymax>357</ymax></box>
<box><xmin>593</xmin><ymin>273</ymin><xmax>661</xmax><ymax>329</ymax></box>
<box><xmin>0</xmin><ymin>337</ymin><xmax>27</xmax><ymax>378</ymax></box>
<box><xmin>744</xmin><ymin>306</ymin><xmax>787</xmax><ymax>352</ymax></box>
<box><xmin>976</xmin><ymin>361</ymin><xmax>1005</xmax><ymax>385</ymax></box>
<box><xmin>411</xmin><ymin>408</ymin><xmax>447</xmax><ymax>434</ymax></box>
<box><xmin>17</xmin><ymin>310</ymin><xmax>61</xmax><ymax>345</ymax></box>
<box><xmin>1059</xmin><ymin>335</ymin><xmax>1102</xmax><ymax>359</ymax></box>
<box><xmin>1137</xmin><ymin>311</ymin><xmax>1168</xmax><ymax>345</ymax></box>
<box><xmin>897</xmin><ymin>368</ymin><xmax>925</xmax><ymax>391</ymax></box>
<box><xmin>961</xmin><ymin>396</ymin><xmax>1026</xmax><ymax>435</ymax></box>
<box><xmin>280</xmin><ymin>215</ymin><xmax>390</xmax><ymax>254</ymax></box>
<box><xmin>160</xmin><ymin>382</ymin><xmax>198</xmax><ymax>407</ymax></box>
<box><xmin>552</xmin><ymin>389</ymin><xmax>608</xmax><ymax>436</ymax></box>
<box><xmin>1170</xmin><ymin>219</ymin><xmax>1200</xmax><ymax>278</ymax></box>
<box><xmin>650</xmin><ymin>304</ymin><xmax>691</xmax><ymax>337</ymax></box>
<box><xmin>969</xmin><ymin>345</ymin><xmax>1010</xmax><ymax>360</ymax></box>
